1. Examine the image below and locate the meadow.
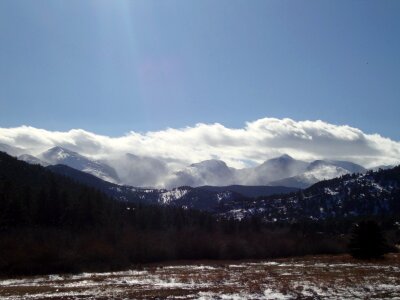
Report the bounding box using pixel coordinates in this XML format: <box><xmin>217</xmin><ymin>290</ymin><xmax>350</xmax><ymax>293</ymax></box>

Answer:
<box><xmin>1</xmin><ymin>253</ymin><xmax>399</xmax><ymax>299</ymax></box>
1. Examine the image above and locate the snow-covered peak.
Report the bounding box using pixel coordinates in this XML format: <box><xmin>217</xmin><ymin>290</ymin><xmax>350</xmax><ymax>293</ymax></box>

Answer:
<box><xmin>306</xmin><ymin>160</ymin><xmax>365</xmax><ymax>173</ymax></box>
<box><xmin>164</xmin><ymin>156</ymin><xmax>368</xmax><ymax>189</ymax></box>
<box><xmin>41</xmin><ymin>146</ymin><xmax>78</xmax><ymax>162</ymax></box>
<box><xmin>259</xmin><ymin>154</ymin><xmax>308</xmax><ymax>170</ymax></box>
<box><xmin>40</xmin><ymin>146</ymin><xmax>120</xmax><ymax>184</ymax></box>
<box><xmin>242</xmin><ymin>155</ymin><xmax>308</xmax><ymax>185</ymax></box>
<box><xmin>53</xmin><ymin>147</ymin><xmax>71</xmax><ymax>160</ymax></box>
<box><xmin>165</xmin><ymin>160</ymin><xmax>235</xmax><ymax>188</ymax></box>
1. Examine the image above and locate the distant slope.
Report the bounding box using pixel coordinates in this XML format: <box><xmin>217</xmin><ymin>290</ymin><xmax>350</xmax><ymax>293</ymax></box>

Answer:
<box><xmin>47</xmin><ymin>164</ymin><xmax>159</xmax><ymax>204</ymax></box>
<box><xmin>18</xmin><ymin>154</ymin><xmax>48</xmax><ymax>166</ymax></box>
<box><xmin>238</xmin><ymin>154</ymin><xmax>309</xmax><ymax>185</ymax></box>
<box><xmin>219</xmin><ymin>166</ymin><xmax>400</xmax><ymax>221</ymax></box>
<box><xmin>197</xmin><ymin>185</ymin><xmax>298</xmax><ymax>198</ymax></box>
<box><xmin>0</xmin><ymin>143</ymin><xmax>26</xmax><ymax>157</ymax></box>
<box><xmin>270</xmin><ymin>160</ymin><xmax>366</xmax><ymax>188</ymax></box>
<box><xmin>269</xmin><ymin>176</ymin><xmax>312</xmax><ymax>189</ymax></box>
<box><xmin>47</xmin><ymin>164</ymin><xmax>247</xmax><ymax>211</ymax></box>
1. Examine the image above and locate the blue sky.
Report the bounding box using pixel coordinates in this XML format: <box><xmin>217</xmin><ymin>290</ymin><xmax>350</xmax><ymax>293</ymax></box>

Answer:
<box><xmin>1</xmin><ymin>0</ymin><xmax>399</xmax><ymax>139</ymax></box>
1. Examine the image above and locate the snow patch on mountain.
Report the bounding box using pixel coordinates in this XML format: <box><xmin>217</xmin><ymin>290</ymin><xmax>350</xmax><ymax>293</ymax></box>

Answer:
<box><xmin>158</xmin><ymin>188</ymin><xmax>191</xmax><ymax>205</ymax></box>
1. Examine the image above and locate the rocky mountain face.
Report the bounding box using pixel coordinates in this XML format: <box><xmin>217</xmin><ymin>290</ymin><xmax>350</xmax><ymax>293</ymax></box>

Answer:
<box><xmin>39</xmin><ymin>146</ymin><xmax>120</xmax><ymax>184</ymax></box>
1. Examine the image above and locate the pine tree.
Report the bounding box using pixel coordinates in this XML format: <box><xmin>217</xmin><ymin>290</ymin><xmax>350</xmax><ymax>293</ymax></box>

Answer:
<box><xmin>349</xmin><ymin>220</ymin><xmax>388</xmax><ymax>259</ymax></box>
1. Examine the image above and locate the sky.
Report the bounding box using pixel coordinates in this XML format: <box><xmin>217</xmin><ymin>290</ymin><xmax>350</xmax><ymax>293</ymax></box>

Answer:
<box><xmin>0</xmin><ymin>0</ymin><xmax>399</xmax><ymax>140</ymax></box>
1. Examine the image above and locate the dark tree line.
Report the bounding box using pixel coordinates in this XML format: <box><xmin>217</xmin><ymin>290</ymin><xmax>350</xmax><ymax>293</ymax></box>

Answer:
<box><xmin>349</xmin><ymin>220</ymin><xmax>389</xmax><ymax>259</ymax></box>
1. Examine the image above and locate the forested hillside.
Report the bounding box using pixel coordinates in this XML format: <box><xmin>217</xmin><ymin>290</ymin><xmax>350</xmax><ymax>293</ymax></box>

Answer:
<box><xmin>0</xmin><ymin>152</ymin><xmax>349</xmax><ymax>276</ymax></box>
<box><xmin>219</xmin><ymin>166</ymin><xmax>400</xmax><ymax>222</ymax></box>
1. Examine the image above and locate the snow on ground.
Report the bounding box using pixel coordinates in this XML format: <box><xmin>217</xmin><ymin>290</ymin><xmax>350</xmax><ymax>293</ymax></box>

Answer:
<box><xmin>1</xmin><ymin>254</ymin><xmax>399</xmax><ymax>299</ymax></box>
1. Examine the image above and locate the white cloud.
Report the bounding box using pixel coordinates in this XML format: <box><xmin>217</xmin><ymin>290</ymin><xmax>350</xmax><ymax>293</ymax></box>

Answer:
<box><xmin>0</xmin><ymin>117</ymin><xmax>399</xmax><ymax>170</ymax></box>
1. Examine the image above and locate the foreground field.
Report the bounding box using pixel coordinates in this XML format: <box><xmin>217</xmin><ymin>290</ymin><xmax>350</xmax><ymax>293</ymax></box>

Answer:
<box><xmin>0</xmin><ymin>253</ymin><xmax>399</xmax><ymax>299</ymax></box>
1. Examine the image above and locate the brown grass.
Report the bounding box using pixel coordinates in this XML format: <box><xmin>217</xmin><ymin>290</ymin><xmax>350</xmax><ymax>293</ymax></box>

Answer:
<box><xmin>0</xmin><ymin>253</ymin><xmax>399</xmax><ymax>299</ymax></box>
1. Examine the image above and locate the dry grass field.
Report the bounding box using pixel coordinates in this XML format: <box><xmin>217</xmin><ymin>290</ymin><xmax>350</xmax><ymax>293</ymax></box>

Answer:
<box><xmin>0</xmin><ymin>253</ymin><xmax>399</xmax><ymax>299</ymax></box>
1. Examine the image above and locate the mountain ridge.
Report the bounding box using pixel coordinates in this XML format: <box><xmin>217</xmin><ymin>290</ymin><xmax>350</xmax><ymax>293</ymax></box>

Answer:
<box><xmin>47</xmin><ymin>164</ymin><xmax>298</xmax><ymax>210</ymax></box>
<box><xmin>2</xmin><ymin>150</ymin><xmax>399</xmax><ymax>223</ymax></box>
<box><xmin>0</xmin><ymin>142</ymin><xmax>369</xmax><ymax>189</ymax></box>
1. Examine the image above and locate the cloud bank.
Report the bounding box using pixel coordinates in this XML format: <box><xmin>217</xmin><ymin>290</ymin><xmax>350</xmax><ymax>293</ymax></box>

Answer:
<box><xmin>0</xmin><ymin>118</ymin><xmax>399</xmax><ymax>170</ymax></box>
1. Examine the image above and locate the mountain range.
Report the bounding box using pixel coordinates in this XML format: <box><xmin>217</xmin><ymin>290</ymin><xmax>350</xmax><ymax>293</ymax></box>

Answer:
<box><xmin>1</xmin><ymin>150</ymin><xmax>398</xmax><ymax>224</ymax></box>
<box><xmin>2</xmin><ymin>143</ymin><xmax>367</xmax><ymax>189</ymax></box>
<box><xmin>46</xmin><ymin>159</ymin><xmax>400</xmax><ymax>221</ymax></box>
<box><xmin>47</xmin><ymin>163</ymin><xmax>298</xmax><ymax>210</ymax></box>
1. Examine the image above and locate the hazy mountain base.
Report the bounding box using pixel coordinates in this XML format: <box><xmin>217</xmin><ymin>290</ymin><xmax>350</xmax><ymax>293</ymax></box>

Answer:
<box><xmin>16</xmin><ymin>145</ymin><xmax>367</xmax><ymax>189</ymax></box>
<box><xmin>1</xmin><ymin>254</ymin><xmax>399</xmax><ymax>299</ymax></box>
